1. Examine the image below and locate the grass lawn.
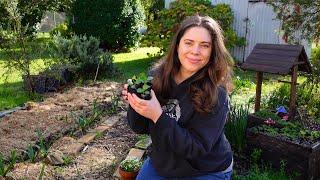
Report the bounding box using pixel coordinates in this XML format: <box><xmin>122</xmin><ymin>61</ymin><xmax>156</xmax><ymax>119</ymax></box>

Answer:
<box><xmin>0</xmin><ymin>46</ymin><xmax>161</xmax><ymax>111</ymax></box>
<box><xmin>112</xmin><ymin>47</ymin><xmax>160</xmax><ymax>82</ymax></box>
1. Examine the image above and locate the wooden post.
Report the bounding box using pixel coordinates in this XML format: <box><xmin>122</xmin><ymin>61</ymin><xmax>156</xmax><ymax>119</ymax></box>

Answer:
<box><xmin>255</xmin><ymin>72</ymin><xmax>263</xmax><ymax>112</ymax></box>
<box><xmin>289</xmin><ymin>65</ymin><xmax>298</xmax><ymax>119</ymax></box>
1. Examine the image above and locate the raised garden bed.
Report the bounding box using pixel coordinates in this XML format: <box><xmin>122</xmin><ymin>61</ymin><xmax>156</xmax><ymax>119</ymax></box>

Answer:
<box><xmin>246</xmin><ymin>114</ymin><xmax>320</xmax><ymax>179</ymax></box>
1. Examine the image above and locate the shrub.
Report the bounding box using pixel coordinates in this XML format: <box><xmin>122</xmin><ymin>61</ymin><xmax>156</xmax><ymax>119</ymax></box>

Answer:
<box><xmin>50</xmin><ymin>34</ymin><xmax>117</xmax><ymax>80</ymax></box>
<box><xmin>69</xmin><ymin>0</ymin><xmax>145</xmax><ymax>51</ymax></box>
<box><xmin>141</xmin><ymin>0</ymin><xmax>245</xmax><ymax>54</ymax></box>
<box><xmin>0</xmin><ymin>1</ymin><xmax>47</xmax><ymax>93</ymax></box>
<box><xmin>140</xmin><ymin>0</ymin><xmax>164</xmax><ymax>28</ymax></box>
<box><xmin>263</xmin><ymin>83</ymin><xmax>320</xmax><ymax>121</ymax></box>
<box><xmin>49</xmin><ymin>22</ymin><xmax>70</xmax><ymax>38</ymax></box>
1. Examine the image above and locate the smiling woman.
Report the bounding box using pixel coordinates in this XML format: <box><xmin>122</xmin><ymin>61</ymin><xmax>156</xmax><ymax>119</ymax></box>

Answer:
<box><xmin>176</xmin><ymin>26</ymin><xmax>212</xmax><ymax>84</ymax></box>
<box><xmin>122</xmin><ymin>15</ymin><xmax>234</xmax><ymax>179</ymax></box>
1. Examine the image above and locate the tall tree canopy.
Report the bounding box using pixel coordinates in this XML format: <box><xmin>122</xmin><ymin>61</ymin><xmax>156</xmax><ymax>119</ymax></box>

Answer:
<box><xmin>268</xmin><ymin>0</ymin><xmax>320</xmax><ymax>43</ymax></box>
<box><xmin>0</xmin><ymin>0</ymin><xmax>74</xmax><ymax>34</ymax></box>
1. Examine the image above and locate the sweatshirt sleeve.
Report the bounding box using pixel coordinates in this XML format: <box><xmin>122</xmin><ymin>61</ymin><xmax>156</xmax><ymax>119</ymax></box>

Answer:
<box><xmin>150</xmin><ymin>88</ymin><xmax>229</xmax><ymax>159</ymax></box>
<box><xmin>127</xmin><ymin>105</ymin><xmax>150</xmax><ymax>134</ymax></box>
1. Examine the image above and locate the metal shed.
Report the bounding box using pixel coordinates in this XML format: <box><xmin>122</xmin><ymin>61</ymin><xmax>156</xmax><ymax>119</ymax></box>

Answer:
<box><xmin>241</xmin><ymin>43</ymin><xmax>312</xmax><ymax>118</ymax></box>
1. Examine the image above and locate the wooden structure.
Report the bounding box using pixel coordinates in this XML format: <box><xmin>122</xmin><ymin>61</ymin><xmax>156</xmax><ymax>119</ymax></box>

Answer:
<box><xmin>246</xmin><ymin>127</ymin><xmax>320</xmax><ymax>179</ymax></box>
<box><xmin>241</xmin><ymin>43</ymin><xmax>312</xmax><ymax>118</ymax></box>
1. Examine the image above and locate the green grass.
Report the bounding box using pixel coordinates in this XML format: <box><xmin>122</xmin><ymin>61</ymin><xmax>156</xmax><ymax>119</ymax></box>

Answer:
<box><xmin>0</xmin><ymin>45</ymin><xmax>160</xmax><ymax>111</ymax></box>
<box><xmin>111</xmin><ymin>47</ymin><xmax>160</xmax><ymax>82</ymax></box>
<box><xmin>0</xmin><ymin>33</ymin><xmax>55</xmax><ymax>110</ymax></box>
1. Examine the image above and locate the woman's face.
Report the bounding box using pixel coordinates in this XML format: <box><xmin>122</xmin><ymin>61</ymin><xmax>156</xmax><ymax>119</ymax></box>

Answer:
<box><xmin>177</xmin><ymin>26</ymin><xmax>212</xmax><ymax>78</ymax></box>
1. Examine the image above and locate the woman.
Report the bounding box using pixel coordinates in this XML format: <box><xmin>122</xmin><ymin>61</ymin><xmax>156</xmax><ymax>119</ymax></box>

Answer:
<box><xmin>122</xmin><ymin>15</ymin><xmax>233</xmax><ymax>179</ymax></box>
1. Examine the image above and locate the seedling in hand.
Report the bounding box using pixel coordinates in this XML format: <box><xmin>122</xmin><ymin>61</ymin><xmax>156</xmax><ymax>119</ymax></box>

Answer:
<box><xmin>127</xmin><ymin>73</ymin><xmax>153</xmax><ymax>100</ymax></box>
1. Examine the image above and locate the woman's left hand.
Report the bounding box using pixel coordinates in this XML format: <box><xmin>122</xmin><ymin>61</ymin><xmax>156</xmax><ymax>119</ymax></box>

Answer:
<box><xmin>127</xmin><ymin>90</ymin><xmax>163</xmax><ymax>123</ymax></box>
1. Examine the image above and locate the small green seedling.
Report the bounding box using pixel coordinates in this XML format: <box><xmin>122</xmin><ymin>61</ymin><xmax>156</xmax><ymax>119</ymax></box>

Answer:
<box><xmin>119</xmin><ymin>158</ymin><xmax>143</xmax><ymax>172</ymax></box>
<box><xmin>26</xmin><ymin>144</ymin><xmax>37</xmax><ymax>162</ymax></box>
<box><xmin>127</xmin><ymin>73</ymin><xmax>153</xmax><ymax>100</ymax></box>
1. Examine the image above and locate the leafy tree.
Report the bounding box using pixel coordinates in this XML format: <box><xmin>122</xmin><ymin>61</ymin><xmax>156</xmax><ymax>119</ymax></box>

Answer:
<box><xmin>141</xmin><ymin>0</ymin><xmax>245</xmax><ymax>54</ymax></box>
<box><xmin>267</xmin><ymin>0</ymin><xmax>320</xmax><ymax>43</ymax></box>
<box><xmin>0</xmin><ymin>0</ymin><xmax>74</xmax><ymax>34</ymax></box>
<box><xmin>0</xmin><ymin>0</ymin><xmax>46</xmax><ymax>93</ymax></box>
<box><xmin>69</xmin><ymin>0</ymin><xmax>145</xmax><ymax>51</ymax></box>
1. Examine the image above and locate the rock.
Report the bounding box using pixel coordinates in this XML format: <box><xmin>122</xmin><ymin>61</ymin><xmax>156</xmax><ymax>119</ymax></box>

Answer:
<box><xmin>135</xmin><ymin>136</ymin><xmax>152</xmax><ymax>150</ymax></box>
<box><xmin>46</xmin><ymin>150</ymin><xmax>65</xmax><ymax>165</ymax></box>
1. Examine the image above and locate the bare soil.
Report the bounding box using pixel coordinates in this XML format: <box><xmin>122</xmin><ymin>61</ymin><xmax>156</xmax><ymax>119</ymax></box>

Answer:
<box><xmin>1</xmin><ymin>81</ymin><xmax>140</xmax><ymax>179</ymax></box>
<box><xmin>0</xmin><ymin>82</ymin><xmax>123</xmax><ymax>159</ymax></box>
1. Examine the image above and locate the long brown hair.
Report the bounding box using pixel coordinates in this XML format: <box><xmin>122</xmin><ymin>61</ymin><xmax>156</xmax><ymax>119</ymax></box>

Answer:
<box><xmin>152</xmin><ymin>15</ymin><xmax>233</xmax><ymax>113</ymax></box>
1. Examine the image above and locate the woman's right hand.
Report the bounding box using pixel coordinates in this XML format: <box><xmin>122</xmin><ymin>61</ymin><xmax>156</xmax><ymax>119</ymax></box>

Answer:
<box><xmin>122</xmin><ymin>84</ymin><xmax>129</xmax><ymax>103</ymax></box>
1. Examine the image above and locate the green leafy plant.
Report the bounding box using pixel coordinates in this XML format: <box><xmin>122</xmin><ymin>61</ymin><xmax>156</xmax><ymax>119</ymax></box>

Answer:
<box><xmin>267</xmin><ymin>0</ymin><xmax>319</xmax><ymax>43</ymax></box>
<box><xmin>0</xmin><ymin>0</ymin><xmax>47</xmax><ymax>94</ymax></box>
<box><xmin>49</xmin><ymin>22</ymin><xmax>70</xmax><ymax>38</ymax></box>
<box><xmin>62</xmin><ymin>155</ymin><xmax>73</xmax><ymax>166</ymax></box>
<box><xmin>71</xmin><ymin>101</ymin><xmax>105</xmax><ymax>132</ymax></box>
<box><xmin>37</xmin><ymin>163</ymin><xmax>46</xmax><ymax>180</ymax></box>
<box><xmin>91</xmin><ymin>99</ymin><xmax>103</xmax><ymax>121</ymax></box>
<box><xmin>127</xmin><ymin>73</ymin><xmax>153</xmax><ymax>100</ymax></box>
<box><xmin>50</xmin><ymin>34</ymin><xmax>117</xmax><ymax>81</ymax></box>
<box><xmin>26</xmin><ymin>144</ymin><xmax>37</xmax><ymax>163</ymax></box>
<box><xmin>225</xmin><ymin>104</ymin><xmax>249</xmax><ymax>153</ymax></box>
<box><xmin>119</xmin><ymin>158</ymin><xmax>143</xmax><ymax>172</ymax></box>
<box><xmin>108</xmin><ymin>91</ymin><xmax>121</xmax><ymax>115</ymax></box>
<box><xmin>0</xmin><ymin>0</ymin><xmax>73</xmax><ymax>35</ymax></box>
<box><xmin>36</xmin><ymin>130</ymin><xmax>48</xmax><ymax>158</ymax></box>
<box><xmin>254</xmin><ymin>109</ymin><xmax>282</xmax><ymax>122</ymax></box>
<box><xmin>0</xmin><ymin>150</ymin><xmax>17</xmax><ymax>177</ymax></box>
<box><xmin>250</xmin><ymin>121</ymin><xmax>320</xmax><ymax>144</ymax></box>
<box><xmin>69</xmin><ymin>0</ymin><xmax>145</xmax><ymax>51</ymax></box>
<box><xmin>263</xmin><ymin>81</ymin><xmax>320</xmax><ymax>122</ymax></box>
<box><xmin>141</xmin><ymin>0</ymin><xmax>245</xmax><ymax>54</ymax></box>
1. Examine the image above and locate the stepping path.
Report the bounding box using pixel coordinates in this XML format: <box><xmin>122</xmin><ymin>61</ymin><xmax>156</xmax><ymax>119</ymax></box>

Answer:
<box><xmin>8</xmin><ymin>111</ymin><xmax>131</xmax><ymax>179</ymax></box>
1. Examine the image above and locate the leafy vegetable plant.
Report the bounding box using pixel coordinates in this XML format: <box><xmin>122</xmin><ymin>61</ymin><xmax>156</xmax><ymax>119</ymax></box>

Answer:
<box><xmin>127</xmin><ymin>73</ymin><xmax>153</xmax><ymax>100</ymax></box>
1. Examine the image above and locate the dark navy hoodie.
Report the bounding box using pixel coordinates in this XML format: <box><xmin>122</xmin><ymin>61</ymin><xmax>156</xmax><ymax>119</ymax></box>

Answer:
<box><xmin>127</xmin><ymin>72</ymin><xmax>233</xmax><ymax>178</ymax></box>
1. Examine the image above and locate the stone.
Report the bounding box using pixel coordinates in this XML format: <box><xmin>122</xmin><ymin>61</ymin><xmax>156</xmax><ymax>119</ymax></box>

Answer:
<box><xmin>63</xmin><ymin>142</ymin><xmax>84</xmax><ymax>156</ymax></box>
<box><xmin>125</xmin><ymin>148</ymin><xmax>145</xmax><ymax>161</ymax></box>
<box><xmin>77</xmin><ymin>133</ymin><xmax>96</xmax><ymax>144</ymax></box>
<box><xmin>101</xmin><ymin>115</ymin><xmax>121</xmax><ymax>127</ymax></box>
<box><xmin>135</xmin><ymin>136</ymin><xmax>152</xmax><ymax>150</ymax></box>
<box><xmin>46</xmin><ymin>150</ymin><xmax>65</xmax><ymax>165</ymax></box>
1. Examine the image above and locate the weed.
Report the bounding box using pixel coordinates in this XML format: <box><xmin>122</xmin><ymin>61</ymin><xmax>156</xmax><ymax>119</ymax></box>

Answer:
<box><xmin>0</xmin><ymin>150</ymin><xmax>17</xmax><ymax>177</ymax></box>
<box><xmin>36</xmin><ymin>130</ymin><xmax>48</xmax><ymax>158</ymax></box>
<box><xmin>62</xmin><ymin>156</ymin><xmax>73</xmax><ymax>166</ymax></box>
<box><xmin>95</xmin><ymin>131</ymin><xmax>104</xmax><ymax>139</ymax></box>
<box><xmin>91</xmin><ymin>99</ymin><xmax>103</xmax><ymax>121</ymax></box>
<box><xmin>26</xmin><ymin>144</ymin><xmax>37</xmax><ymax>163</ymax></box>
<box><xmin>37</xmin><ymin>163</ymin><xmax>45</xmax><ymax>180</ymax></box>
<box><xmin>108</xmin><ymin>91</ymin><xmax>121</xmax><ymax>115</ymax></box>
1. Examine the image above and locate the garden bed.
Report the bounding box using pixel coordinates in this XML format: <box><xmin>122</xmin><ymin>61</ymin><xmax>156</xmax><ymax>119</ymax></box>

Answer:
<box><xmin>0</xmin><ymin>82</ymin><xmax>122</xmax><ymax>160</ymax></box>
<box><xmin>246</xmin><ymin>114</ymin><xmax>320</xmax><ymax>179</ymax></box>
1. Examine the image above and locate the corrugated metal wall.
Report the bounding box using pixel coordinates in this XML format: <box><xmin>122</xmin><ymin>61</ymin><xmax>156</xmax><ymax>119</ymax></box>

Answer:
<box><xmin>212</xmin><ymin>0</ymin><xmax>249</xmax><ymax>62</ymax></box>
<box><xmin>245</xmin><ymin>2</ymin><xmax>282</xmax><ymax>59</ymax></box>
